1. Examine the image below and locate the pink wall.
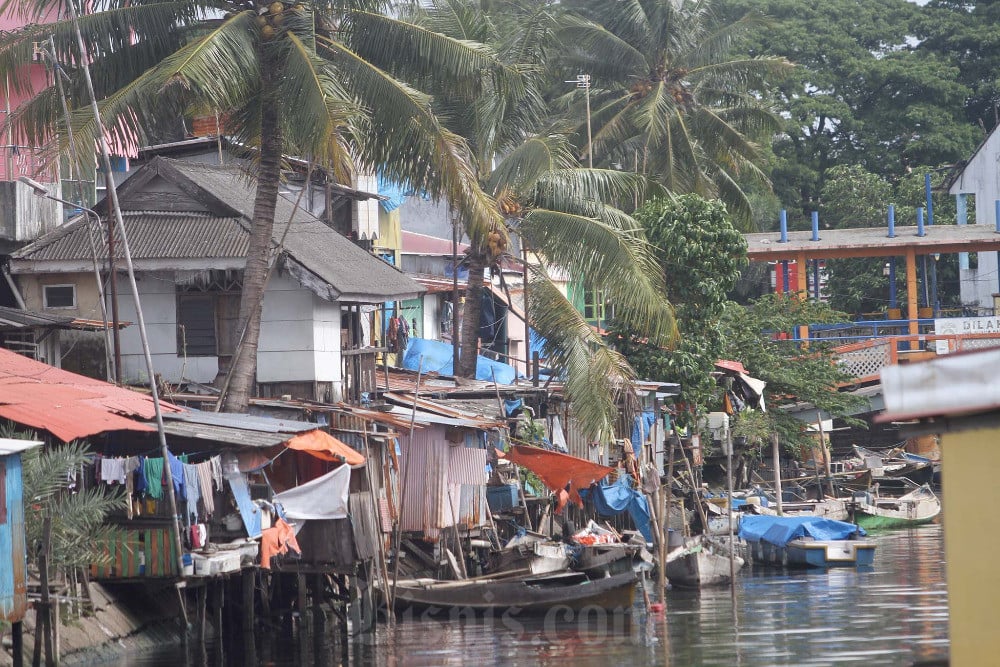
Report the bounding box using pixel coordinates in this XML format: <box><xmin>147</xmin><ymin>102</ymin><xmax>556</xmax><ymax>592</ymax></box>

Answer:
<box><xmin>0</xmin><ymin>11</ymin><xmax>58</xmax><ymax>182</ymax></box>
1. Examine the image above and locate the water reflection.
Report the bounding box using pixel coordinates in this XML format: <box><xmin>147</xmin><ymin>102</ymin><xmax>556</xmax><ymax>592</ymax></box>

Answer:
<box><xmin>108</xmin><ymin>525</ymin><xmax>947</xmax><ymax>667</ymax></box>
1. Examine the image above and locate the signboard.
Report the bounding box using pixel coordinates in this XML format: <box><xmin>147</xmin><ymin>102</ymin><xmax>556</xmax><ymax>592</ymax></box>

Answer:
<box><xmin>933</xmin><ymin>316</ymin><xmax>1000</xmax><ymax>354</ymax></box>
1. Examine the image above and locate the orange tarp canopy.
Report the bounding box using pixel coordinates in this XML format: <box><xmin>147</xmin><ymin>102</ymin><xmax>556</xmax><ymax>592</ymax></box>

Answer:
<box><xmin>501</xmin><ymin>445</ymin><xmax>614</xmax><ymax>507</ymax></box>
<box><xmin>286</xmin><ymin>429</ymin><xmax>365</xmax><ymax>467</ymax></box>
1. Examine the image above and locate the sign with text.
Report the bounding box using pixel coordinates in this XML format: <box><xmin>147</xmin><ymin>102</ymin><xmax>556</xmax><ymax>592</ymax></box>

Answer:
<box><xmin>933</xmin><ymin>316</ymin><xmax>1000</xmax><ymax>354</ymax></box>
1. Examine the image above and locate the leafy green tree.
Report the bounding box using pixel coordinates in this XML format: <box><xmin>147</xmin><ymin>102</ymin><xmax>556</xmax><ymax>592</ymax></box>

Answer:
<box><xmin>0</xmin><ymin>0</ymin><xmax>510</xmax><ymax>411</ymax></box>
<box><xmin>718</xmin><ymin>295</ymin><xmax>864</xmax><ymax>454</ymax></box>
<box><xmin>718</xmin><ymin>0</ymin><xmax>979</xmax><ymax>215</ymax></box>
<box><xmin>610</xmin><ymin>194</ymin><xmax>746</xmax><ymax>427</ymax></box>
<box><xmin>915</xmin><ymin>1</ymin><xmax>1000</xmax><ymax>134</ymax></box>
<box><xmin>553</xmin><ymin>0</ymin><xmax>792</xmax><ymax>225</ymax></box>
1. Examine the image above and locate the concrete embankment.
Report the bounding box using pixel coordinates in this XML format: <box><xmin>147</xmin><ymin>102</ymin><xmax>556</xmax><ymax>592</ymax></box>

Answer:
<box><xmin>1</xmin><ymin>581</ymin><xmax>184</xmax><ymax>666</ymax></box>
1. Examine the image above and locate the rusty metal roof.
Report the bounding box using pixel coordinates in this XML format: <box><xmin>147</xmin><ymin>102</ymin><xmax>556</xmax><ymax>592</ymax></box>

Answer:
<box><xmin>0</xmin><ymin>349</ymin><xmax>182</xmax><ymax>442</ymax></box>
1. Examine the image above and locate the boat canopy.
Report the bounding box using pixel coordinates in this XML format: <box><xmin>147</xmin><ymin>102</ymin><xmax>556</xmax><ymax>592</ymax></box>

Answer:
<box><xmin>738</xmin><ymin>515</ymin><xmax>866</xmax><ymax>547</ymax></box>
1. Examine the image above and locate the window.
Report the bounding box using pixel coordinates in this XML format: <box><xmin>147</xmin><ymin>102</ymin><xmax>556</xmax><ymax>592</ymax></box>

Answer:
<box><xmin>583</xmin><ymin>287</ymin><xmax>606</xmax><ymax>326</ymax></box>
<box><xmin>176</xmin><ymin>270</ymin><xmax>242</xmax><ymax>357</ymax></box>
<box><xmin>43</xmin><ymin>284</ymin><xmax>76</xmax><ymax>309</ymax></box>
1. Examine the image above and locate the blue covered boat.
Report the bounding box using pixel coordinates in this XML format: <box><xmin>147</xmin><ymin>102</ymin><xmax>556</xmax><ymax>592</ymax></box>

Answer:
<box><xmin>738</xmin><ymin>515</ymin><xmax>876</xmax><ymax>568</ymax></box>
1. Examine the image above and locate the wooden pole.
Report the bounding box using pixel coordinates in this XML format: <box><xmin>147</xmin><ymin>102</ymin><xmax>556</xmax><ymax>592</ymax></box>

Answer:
<box><xmin>817</xmin><ymin>412</ymin><xmax>836</xmax><ymax>497</ymax></box>
<box><xmin>680</xmin><ymin>441</ymin><xmax>710</xmax><ymax>533</ymax></box>
<box><xmin>445</xmin><ymin>486</ymin><xmax>469</xmax><ymax>579</ymax></box>
<box><xmin>771</xmin><ymin>433</ymin><xmax>783</xmax><ymax>515</ymax></box>
<box><xmin>363</xmin><ymin>423</ymin><xmax>393</xmax><ymax>625</ymax></box>
<box><xmin>725</xmin><ymin>419</ymin><xmax>737</xmax><ymax>598</ymax></box>
<box><xmin>390</xmin><ymin>358</ymin><xmax>424</xmax><ymax>610</ymax></box>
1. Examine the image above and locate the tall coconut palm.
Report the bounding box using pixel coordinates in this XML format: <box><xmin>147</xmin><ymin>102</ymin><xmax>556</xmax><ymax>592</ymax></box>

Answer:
<box><xmin>405</xmin><ymin>0</ymin><xmax>677</xmax><ymax>439</ymax></box>
<box><xmin>555</xmin><ymin>0</ymin><xmax>792</xmax><ymax>225</ymax></box>
<box><xmin>0</xmin><ymin>0</ymin><xmax>512</xmax><ymax>411</ymax></box>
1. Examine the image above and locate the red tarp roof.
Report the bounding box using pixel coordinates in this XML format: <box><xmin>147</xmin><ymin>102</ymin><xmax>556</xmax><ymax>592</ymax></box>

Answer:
<box><xmin>286</xmin><ymin>429</ymin><xmax>366</xmax><ymax>466</ymax></box>
<box><xmin>500</xmin><ymin>445</ymin><xmax>615</xmax><ymax>507</ymax></box>
<box><xmin>0</xmin><ymin>349</ymin><xmax>181</xmax><ymax>442</ymax></box>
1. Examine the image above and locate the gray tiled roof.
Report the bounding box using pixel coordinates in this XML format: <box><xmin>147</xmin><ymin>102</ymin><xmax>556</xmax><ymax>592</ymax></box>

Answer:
<box><xmin>13</xmin><ymin>157</ymin><xmax>423</xmax><ymax>303</ymax></box>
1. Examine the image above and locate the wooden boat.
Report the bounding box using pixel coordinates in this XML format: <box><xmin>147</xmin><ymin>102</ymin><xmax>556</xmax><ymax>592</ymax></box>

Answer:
<box><xmin>486</xmin><ymin>534</ymin><xmax>570</xmax><ymax>576</ymax></box>
<box><xmin>739</xmin><ymin>515</ymin><xmax>876</xmax><ymax>569</ymax></box>
<box><xmin>392</xmin><ymin>569</ymin><xmax>637</xmax><ymax>614</ymax></box>
<box><xmin>851</xmin><ymin>484</ymin><xmax>941</xmax><ymax>530</ymax></box>
<box><xmin>573</xmin><ymin>543</ymin><xmax>638</xmax><ymax>578</ymax></box>
<box><xmin>665</xmin><ymin>534</ymin><xmax>744</xmax><ymax>588</ymax></box>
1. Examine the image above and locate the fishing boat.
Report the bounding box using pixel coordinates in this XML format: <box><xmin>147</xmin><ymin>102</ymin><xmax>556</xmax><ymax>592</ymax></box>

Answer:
<box><xmin>851</xmin><ymin>484</ymin><xmax>941</xmax><ymax>530</ymax></box>
<box><xmin>664</xmin><ymin>534</ymin><xmax>744</xmax><ymax>588</ymax></box>
<box><xmin>391</xmin><ymin>569</ymin><xmax>637</xmax><ymax>614</ymax></box>
<box><xmin>573</xmin><ymin>542</ymin><xmax>639</xmax><ymax>578</ymax></box>
<box><xmin>738</xmin><ymin>515</ymin><xmax>876</xmax><ymax>568</ymax></box>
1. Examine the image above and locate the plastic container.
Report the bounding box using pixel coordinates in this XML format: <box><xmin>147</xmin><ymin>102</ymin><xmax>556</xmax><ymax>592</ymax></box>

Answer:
<box><xmin>182</xmin><ymin>553</ymin><xmax>194</xmax><ymax>576</ymax></box>
<box><xmin>193</xmin><ymin>554</ymin><xmax>212</xmax><ymax>576</ymax></box>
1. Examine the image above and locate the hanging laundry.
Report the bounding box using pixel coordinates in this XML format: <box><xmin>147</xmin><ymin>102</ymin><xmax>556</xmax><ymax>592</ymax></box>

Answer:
<box><xmin>124</xmin><ymin>457</ymin><xmax>140</xmax><ymax>519</ymax></box>
<box><xmin>135</xmin><ymin>456</ymin><xmax>148</xmax><ymax>496</ymax></box>
<box><xmin>196</xmin><ymin>463</ymin><xmax>215</xmax><ymax>516</ymax></box>
<box><xmin>210</xmin><ymin>456</ymin><xmax>224</xmax><ymax>491</ymax></box>
<box><xmin>143</xmin><ymin>457</ymin><xmax>164</xmax><ymax>499</ymax></box>
<box><xmin>260</xmin><ymin>518</ymin><xmax>301</xmax><ymax>569</ymax></box>
<box><xmin>166</xmin><ymin>451</ymin><xmax>186</xmax><ymax>501</ymax></box>
<box><xmin>183</xmin><ymin>464</ymin><xmax>201</xmax><ymax>526</ymax></box>
<box><xmin>387</xmin><ymin>315</ymin><xmax>410</xmax><ymax>354</ymax></box>
<box><xmin>101</xmin><ymin>457</ymin><xmax>127</xmax><ymax>485</ymax></box>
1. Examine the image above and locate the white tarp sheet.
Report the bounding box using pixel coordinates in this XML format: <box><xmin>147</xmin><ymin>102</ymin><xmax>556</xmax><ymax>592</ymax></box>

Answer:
<box><xmin>274</xmin><ymin>464</ymin><xmax>350</xmax><ymax>520</ymax></box>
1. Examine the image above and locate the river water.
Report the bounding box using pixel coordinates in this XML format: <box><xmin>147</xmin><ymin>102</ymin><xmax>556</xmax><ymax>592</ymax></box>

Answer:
<box><xmin>108</xmin><ymin>524</ymin><xmax>948</xmax><ymax>667</ymax></box>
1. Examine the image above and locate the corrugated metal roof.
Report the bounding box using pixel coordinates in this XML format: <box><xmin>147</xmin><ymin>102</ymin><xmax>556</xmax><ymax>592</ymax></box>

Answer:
<box><xmin>12</xmin><ymin>157</ymin><xmax>424</xmax><ymax>303</ymax></box>
<box><xmin>0</xmin><ymin>306</ymin><xmax>74</xmax><ymax>329</ymax></box>
<box><xmin>164</xmin><ymin>159</ymin><xmax>422</xmax><ymax>302</ymax></box>
<box><xmin>0</xmin><ymin>349</ymin><xmax>181</xmax><ymax>442</ymax></box>
<box><xmin>0</xmin><ymin>438</ymin><xmax>43</xmax><ymax>455</ymax></box>
<box><xmin>158</xmin><ymin>420</ymin><xmax>292</xmax><ymax>449</ymax></box>
<box><xmin>165</xmin><ymin>410</ymin><xmax>319</xmax><ymax>433</ymax></box>
<box><xmin>11</xmin><ymin>211</ymin><xmax>247</xmax><ymax>262</ymax></box>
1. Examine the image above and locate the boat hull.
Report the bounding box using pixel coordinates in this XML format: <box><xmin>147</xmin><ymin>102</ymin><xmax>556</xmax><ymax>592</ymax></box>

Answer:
<box><xmin>392</xmin><ymin>570</ymin><xmax>637</xmax><ymax>615</ymax></box>
<box><xmin>747</xmin><ymin>539</ymin><xmax>876</xmax><ymax>568</ymax></box>
<box><xmin>666</xmin><ymin>549</ymin><xmax>744</xmax><ymax>588</ymax></box>
<box><xmin>855</xmin><ymin>512</ymin><xmax>937</xmax><ymax>531</ymax></box>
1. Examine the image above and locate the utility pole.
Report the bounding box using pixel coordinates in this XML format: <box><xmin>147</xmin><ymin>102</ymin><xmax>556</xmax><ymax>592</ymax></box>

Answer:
<box><xmin>567</xmin><ymin>74</ymin><xmax>593</xmax><ymax>168</ymax></box>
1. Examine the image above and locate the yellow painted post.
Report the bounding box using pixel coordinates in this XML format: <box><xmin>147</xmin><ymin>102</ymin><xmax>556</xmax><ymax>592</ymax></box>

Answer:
<box><xmin>940</xmin><ymin>427</ymin><xmax>1000</xmax><ymax>666</ymax></box>
<box><xmin>797</xmin><ymin>252</ymin><xmax>809</xmax><ymax>341</ymax></box>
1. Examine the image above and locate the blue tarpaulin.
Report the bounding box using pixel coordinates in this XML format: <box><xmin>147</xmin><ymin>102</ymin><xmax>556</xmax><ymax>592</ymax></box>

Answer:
<box><xmin>738</xmin><ymin>515</ymin><xmax>865</xmax><ymax>547</ymax></box>
<box><xmin>376</xmin><ymin>174</ymin><xmax>410</xmax><ymax>213</ymax></box>
<box><xmin>580</xmin><ymin>475</ymin><xmax>653</xmax><ymax>542</ymax></box>
<box><xmin>402</xmin><ymin>337</ymin><xmax>517</xmax><ymax>384</ymax></box>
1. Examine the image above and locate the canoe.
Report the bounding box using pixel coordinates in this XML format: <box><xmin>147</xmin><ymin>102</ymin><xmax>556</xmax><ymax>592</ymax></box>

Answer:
<box><xmin>665</xmin><ymin>535</ymin><xmax>744</xmax><ymax>588</ymax></box>
<box><xmin>392</xmin><ymin>569</ymin><xmax>637</xmax><ymax>614</ymax></box>
<box><xmin>852</xmin><ymin>484</ymin><xmax>941</xmax><ymax>530</ymax></box>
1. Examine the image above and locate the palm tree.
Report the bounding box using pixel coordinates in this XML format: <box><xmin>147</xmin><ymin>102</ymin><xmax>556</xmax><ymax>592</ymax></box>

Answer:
<box><xmin>0</xmin><ymin>0</ymin><xmax>511</xmax><ymax>411</ymax></box>
<box><xmin>408</xmin><ymin>0</ymin><xmax>677</xmax><ymax>440</ymax></box>
<box><xmin>554</xmin><ymin>0</ymin><xmax>792</xmax><ymax>225</ymax></box>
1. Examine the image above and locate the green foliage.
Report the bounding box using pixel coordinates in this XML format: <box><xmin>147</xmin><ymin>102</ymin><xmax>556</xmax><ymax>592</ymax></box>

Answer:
<box><xmin>717</xmin><ymin>0</ymin><xmax>981</xmax><ymax>216</ymax></box>
<box><xmin>5</xmin><ymin>426</ymin><xmax>127</xmax><ymax>571</ymax></box>
<box><xmin>718</xmin><ymin>296</ymin><xmax>866</xmax><ymax>453</ymax></box>
<box><xmin>611</xmin><ymin>195</ymin><xmax>746</xmax><ymax>427</ymax></box>
<box><xmin>554</xmin><ymin>0</ymin><xmax>793</xmax><ymax>226</ymax></box>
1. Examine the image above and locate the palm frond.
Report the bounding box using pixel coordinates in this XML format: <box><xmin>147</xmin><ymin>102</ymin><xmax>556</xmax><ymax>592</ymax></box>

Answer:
<box><xmin>519</xmin><ymin>207</ymin><xmax>676</xmax><ymax>346</ymax></box>
<box><xmin>527</xmin><ymin>271</ymin><xmax>637</xmax><ymax>442</ymax></box>
<box><xmin>555</xmin><ymin>14</ymin><xmax>648</xmax><ymax>79</ymax></box>
<box><xmin>485</xmin><ymin>135</ymin><xmax>577</xmax><ymax>195</ymax></box>
<box><xmin>320</xmin><ymin>35</ymin><xmax>502</xmax><ymax>244</ymax></box>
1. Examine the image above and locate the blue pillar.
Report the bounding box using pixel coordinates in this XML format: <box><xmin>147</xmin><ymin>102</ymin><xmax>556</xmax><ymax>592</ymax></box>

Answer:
<box><xmin>781</xmin><ymin>261</ymin><xmax>790</xmax><ymax>293</ymax></box>
<box><xmin>811</xmin><ymin>211</ymin><xmax>820</xmax><ymax>241</ymax></box>
<box><xmin>780</xmin><ymin>209</ymin><xmax>788</xmax><ymax>243</ymax></box>
<box><xmin>917</xmin><ymin>207</ymin><xmax>925</xmax><ymax>237</ymax></box>
<box><xmin>888</xmin><ymin>204</ymin><xmax>895</xmax><ymax>238</ymax></box>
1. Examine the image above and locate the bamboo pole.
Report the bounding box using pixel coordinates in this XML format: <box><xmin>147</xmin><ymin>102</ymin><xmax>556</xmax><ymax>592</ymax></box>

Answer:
<box><xmin>772</xmin><ymin>433</ymin><xmax>784</xmax><ymax>515</ymax></box>
<box><xmin>363</xmin><ymin>421</ymin><xmax>393</xmax><ymax>625</ymax></box>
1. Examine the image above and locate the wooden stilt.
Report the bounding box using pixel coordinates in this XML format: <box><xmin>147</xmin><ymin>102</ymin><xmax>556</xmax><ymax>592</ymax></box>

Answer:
<box><xmin>349</xmin><ymin>572</ymin><xmax>361</xmax><ymax>638</ymax></box>
<box><xmin>241</xmin><ymin>570</ymin><xmax>256</xmax><ymax>665</ymax></box>
<box><xmin>12</xmin><ymin>621</ymin><xmax>23</xmax><ymax>667</ymax></box>
<box><xmin>312</xmin><ymin>573</ymin><xmax>325</xmax><ymax>659</ymax></box>
<box><xmin>211</xmin><ymin>581</ymin><xmax>224</xmax><ymax>666</ymax></box>
<box><xmin>196</xmin><ymin>584</ymin><xmax>207</xmax><ymax>665</ymax></box>
<box><xmin>297</xmin><ymin>573</ymin><xmax>308</xmax><ymax>660</ymax></box>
